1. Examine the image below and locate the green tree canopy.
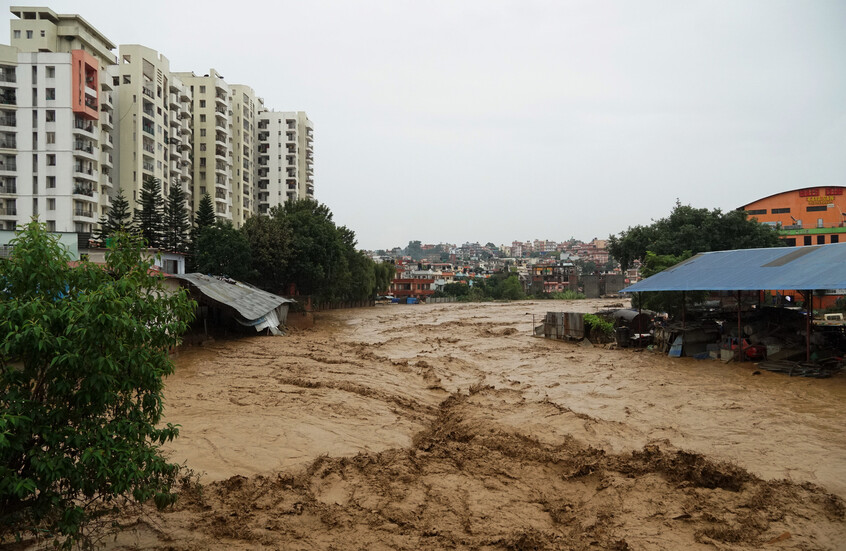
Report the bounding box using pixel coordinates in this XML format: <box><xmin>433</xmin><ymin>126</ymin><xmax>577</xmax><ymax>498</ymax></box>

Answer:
<box><xmin>193</xmin><ymin>221</ymin><xmax>255</xmax><ymax>281</ymax></box>
<box><xmin>194</xmin><ymin>193</ymin><xmax>216</xmax><ymax>231</ymax></box>
<box><xmin>162</xmin><ymin>184</ymin><xmax>190</xmax><ymax>253</ymax></box>
<box><xmin>133</xmin><ymin>176</ymin><xmax>165</xmax><ymax>249</ymax></box>
<box><xmin>96</xmin><ymin>188</ymin><xmax>133</xmax><ymax>242</ymax></box>
<box><xmin>0</xmin><ymin>221</ymin><xmax>194</xmax><ymax>547</ymax></box>
<box><xmin>241</xmin><ymin>213</ymin><xmax>292</xmax><ymax>292</ymax></box>
<box><xmin>608</xmin><ymin>201</ymin><xmax>783</xmax><ymax>270</ymax></box>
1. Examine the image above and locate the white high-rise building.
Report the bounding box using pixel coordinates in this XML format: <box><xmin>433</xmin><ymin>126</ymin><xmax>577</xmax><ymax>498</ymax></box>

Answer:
<box><xmin>108</xmin><ymin>45</ymin><xmax>193</xmax><ymax>216</ymax></box>
<box><xmin>256</xmin><ymin>110</ymin><xmax>313</xmax><ymax>214</ymax></box>
<box><xmin>4</xmin><ymin>6</ymin><xmax>116</xmax><ymax>234</ymax></box>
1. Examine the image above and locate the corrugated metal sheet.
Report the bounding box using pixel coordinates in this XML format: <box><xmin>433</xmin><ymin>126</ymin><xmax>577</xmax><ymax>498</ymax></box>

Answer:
<box><xmin>543</xmin><ymin>312</ymin><xmax>585</xmax><ymax>340</ymax></box>
<box><xmin>621</xmin><ymin>243</ymin><xmax>846</xmax><ymax>293</ymax></box>
<box><xmin>172</xmin><ymin>273</ymin><xmax>295</xmax><ymax>320</ymax></box>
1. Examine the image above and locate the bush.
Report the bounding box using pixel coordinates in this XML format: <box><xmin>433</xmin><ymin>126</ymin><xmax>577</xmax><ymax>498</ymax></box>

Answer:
<box><xmin>0</xmin><ymin>222</ymin><xmax>195</xmax><ymax>548</ymax></box>
<box><xmin>584</xmin><ymin>313</ymin><xmax>614</xmax><ymax>340</ymax></box>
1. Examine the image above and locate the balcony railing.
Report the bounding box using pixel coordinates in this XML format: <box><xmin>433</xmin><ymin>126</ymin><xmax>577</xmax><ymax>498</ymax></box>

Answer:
<box><xmin>142</xmin><ymin>87</ymin><xmax>154</xmax><ymax>99</ymax></box>
<box><xmin>74</xmin><ymin>208</ymin><xmax>94</xmax><ymax>218</ymax></box>
<box><xmin>73</xmin><ymin>119</ymin><xmax>95</xmax><ymax>133</ymax></box>
<box><xmin>74</xmin><ymin>141</ymin><xmax>94</xmax><ymax>154</ymax></box>
<box><xmin>0</xmin><ymin>160</ymin><xmax>17</xmax><ymax>171</ymax></box>
<box><xmin>142</xmin><ymin>143</ymin><xmax>155</xmax><ymax>154</ymax></box>
<box><xmin>0</xmin><ymin>207</ymin><xmax>17</xmax><ymax>216</ymax></box>
<box><xmin>142</xmin><ymin>162</ymin><xmax>154</xmax><ymax>172</ymax></box>
<box><xmin>0</xmin><ymin>116</ymin><xmax>15</xmax><ymax>127</ymax></box>
<box><xmin>73</xmin><ymin>184</ymin><xmax>94</xmax><ymax>197</ymax></box>
<box><xmin>142</xmin><ymin>125</ymin><xmax>154</xmax><ymax>136</ymax></box>
<box><xmin>0</xmin><ymin>69</ymin><xmax>16</xmax><ymax>83</ymax></box>
<box><xmin>73</xmin><ymin>164</ymin><xmax>94</xmax><ymax>175</ymax></box>
<box><xmin>0</xmin><ymin>181</ymin><xmax>15</xmax><ymax>193</ymax></box>
<box><xmin>0</xmin><ymin>92</ymin><xmax>16</xmax><ymax>106</ymax></box>
<box><xmin>0</xmin><ymin>138</ymin><xmax>15</xmax><ymax>149</ymax></box>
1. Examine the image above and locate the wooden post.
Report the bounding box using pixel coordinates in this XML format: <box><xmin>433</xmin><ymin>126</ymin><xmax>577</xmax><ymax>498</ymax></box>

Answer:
<box><xmin>737</xmin><ymin>290</ymin><xmax>742</xmax><ymax>362</ymax></box>
<box><xmin>806</xmin><ymin>290</ymin><xmax>812</xmax><ymax>362</ymax></box>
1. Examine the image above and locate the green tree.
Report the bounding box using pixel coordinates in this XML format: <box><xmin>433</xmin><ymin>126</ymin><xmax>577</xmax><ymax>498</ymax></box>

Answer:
<box><xmin>608</xmin><ymin>201</ymin><xmax>783</xmax><ymax>270</ymax></box>
<box><xmin>499</xmin><ymin>274</ymin><xmax>526</xmax><ymax>300</ymax></box>
<box><xmin>162</xmin><ymin>184</ymin><xmax>190</xmax><ymax>253</ymax></box>
<box><xmin>193</xmin><ymin>221</ymin><xmax>254</xmax><ymax>280</ymax></box>
<box><xmin>632</xmin><ymin>250</ymin><xmax>707</xmax><ymax>316</ymax></box>
<box><xmin>373</xmin><ymin>262</ymin><xmax>396</xmax><ymax>295</ymax></box>
<box><xmin>96</xmin><ymin>188</ymin><xmax>133</xmax><ymax>242</ymax></box>
<box><xmin>241</xmin><ymin>213</ymin><xmax>292</xmax><ymax>292</ymax></box>
<box><xmin>194</xmin><ymin>193</ymin><xmax>216</xmax><ymax>231</ymax></box>
<box><xmin>133</xmin><ymin>176</ymin><xmax>165</xmax><ymax>248</ymax></box>
<box><xmin>404</xmin><ymin>240</ymin><xmax>423</xmax><ymax>260</ymax></box>
<box><xmin>273</xmin><ymin>200</ymin><xmax>347</xmax><ymax>300</ymax></box>
<box><xmin>0</xmin><ymin>221</ymin><xmax>194</xmax><ymax>548</ymax></box>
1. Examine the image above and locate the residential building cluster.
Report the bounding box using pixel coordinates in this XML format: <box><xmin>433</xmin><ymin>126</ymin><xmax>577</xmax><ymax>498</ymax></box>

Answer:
<box><xmin>0</xmin><ymin>6</ymin><xmax>313</xmax><ymax>235</ymax></box>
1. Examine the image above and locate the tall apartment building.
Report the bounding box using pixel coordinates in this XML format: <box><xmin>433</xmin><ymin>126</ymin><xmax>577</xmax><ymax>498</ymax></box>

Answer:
<box><xmin>108</xmin><ymin>45</ymin><xmax>193</xmax><ymax>214</ymax></box>
<box><xmin>256</xmin><ymin>110</ymin><xmax>314</xmax><ymax>214</ymax></box>
<box><xmin>3</xmin><ymin>6</ymin><xmax>116</xmax><ymax>233</ymax></box>
<box><xmin>174</xmin><ymin>69</ymin><xmax>233</xmax><ymax>221</ymax></box>
<box><xmin>229</xmin><ymin>84</ymin><xmax>259</xmax><ymax>226</ymax></box>
<box><xmin>2</xmin><ymin>6</ymin><xmax>314</xmax><ymax>235</ymax></box>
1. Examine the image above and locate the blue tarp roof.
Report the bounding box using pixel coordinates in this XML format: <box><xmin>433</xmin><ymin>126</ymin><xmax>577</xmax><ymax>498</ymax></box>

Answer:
<box><xmin>621</xmin><ymin>243</ymin><xmax>846</xmax><ymax>293</ymax></box>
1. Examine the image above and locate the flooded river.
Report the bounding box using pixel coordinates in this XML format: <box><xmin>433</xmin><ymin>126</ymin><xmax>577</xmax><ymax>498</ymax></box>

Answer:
<box><xmin>112</xmin><ymin>299</ymin><xmax>846</xmax><ymax>549</ymax></box>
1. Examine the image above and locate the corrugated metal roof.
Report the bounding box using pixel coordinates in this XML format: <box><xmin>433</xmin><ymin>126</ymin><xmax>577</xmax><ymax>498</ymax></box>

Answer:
<box><xmin>172</xmin><ymin>273</ymin><xmax>295</xmax><ymax>320</ymax></box>
<box><xmin>621</xmin><ymin>243</ymin><xmax>846</xmax><ymax>293</ymax></box>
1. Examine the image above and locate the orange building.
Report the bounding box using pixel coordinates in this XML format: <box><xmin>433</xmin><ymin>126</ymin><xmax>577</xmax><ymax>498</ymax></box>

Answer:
<box><xmin>740</xmin><ymin>186</ymin><xmax>846</xmax><ymax>246</ymax></box>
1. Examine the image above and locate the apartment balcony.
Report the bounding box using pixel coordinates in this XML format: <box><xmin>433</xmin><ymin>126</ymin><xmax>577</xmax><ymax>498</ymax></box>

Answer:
<box><xmin>215</xmin><ymin>91</ymin><xmax>226</xmax><ymax>105</ymax></box>
<box><xmin>169</xmin><ymin>116</ymin><xmax>180</xmax><ymax>128</ymax></box>
<box><xmin>101</xmin><ymin>152</ymin><xmax>113</xmax><ymax>167</ymax></box>
<box><xmin>0</xmin><ymin>206</ymin><xmax>17</xmax><ymax>216</ymax></box>
<box><xmin>0</xmin><ymin>136</ymin><xmax>16</xmax><ymax>149</ymax></box>
<box><xmin>306</xmin><ymin>184</ymin><xmax>314</xmax><ymax>195</ymax></box>
<box><xmin>142</xmin><ymin>161</ymin><xmax>155</xmax><ymax>173</ymax></box>
<box><xmin>286</xmin><ymin>133</ymin><xmax>295</xmax><ymax>143</ymax></box>
<box><xmin>100</xmin><ymin>93</ymin><xmax>112</xmax><ymax>109</ymax></box>
<box><xmin>74</xmin><ymin>140</ymin><xmax>96</xmax><ymax>156</ymax></box>
<box><xmin>0</xmin><ymin>89</ymin><xmax>16</xmax><ymax>106</ymax></box>
<box><xmin>142</xmin><ymin>87</ymin><xmax>155</xmax><ymax>100</ymax></box>
<box><xmin>0</xmin><ymin>68</ymin><xmax>16</xmax><ymax>83</ymax></box>
<box><xmin>215</xmin><ymin>133</ymin><xmax>226</xmax><ymax>146</ymax></box>
<box><xmin>215</xmin><ymin>119</ymin><xmax>226</xmax><ymax>130</ymax></box>
<box><xmin>142</xmin><ymin>107</ymin><xmax>155</xmax><ymax>119</ymax></box>
<box><xmin>72</xmin><ymin>182</ymin><xmax>96</xmax><ymax>198</ymax></box>
<box><xmin>0</xmin><ymin>158</ymin><xmax>17</xmax><ymax>173</ymax></box>
<box><xmin>73</xmin><ymin>207</ymin><xmax>95</xmax><ymax>220</ymax></box>
<box><xmin>142</xmin><ymin>124</ymin><xmax>155</xmax><ymax>136</ymax></box>
<box><xmin>180</xmin><ymin>125</ymin><xmax>191</xmax><ymax>136</ymax></box>
<box><xmin>142</xmin><ymin>142</ymin><xmax>155</xmax><ymax>155</ymax></box>
<box><xmin>0</xmin><ymin>114</ymin><xmax>15</xmax><ymax>128</ymax></box>
<box><xmin>72</xmin><ymin>118</ymin><xmax>96</xmax><ymax>135</ymax></box>
<box><xmin>257</xmin><ymin>167</ymin><xmax>268</xmax><ymax>177</ymax></box>
<box><xmin>169</xmin><ymin>94</ymin><xmax>180</xmax><ymax>110</ymax></box>
<box><xmin>214</xmin><ymin>189</ymin><xmax>227</xmax><ymax>200</ymax></box>
<box><xmin>257</xmin><ymin>131</ymin><xmax>268</xmax><ymax>141</ymax></box>
<box><xmin>73</xmin><ymin>164</ymin><xmax>98</xmax><ymax>181</ymax></box>
<box><xmin>100</xmin><ymin>113</ymin><xmax>113</xmax><ymax>128</ymax></box>
<box><xmin>0</xmin><ymin>177</ymin><xmax>15</xmax><ymax>194</ymax></box>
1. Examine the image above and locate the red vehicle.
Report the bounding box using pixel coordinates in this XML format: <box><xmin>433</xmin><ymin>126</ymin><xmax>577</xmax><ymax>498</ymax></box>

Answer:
<box><xmin>723</xmin><ymin>337</ymin><xmax>765</xmax><ymax>360</ymax></box>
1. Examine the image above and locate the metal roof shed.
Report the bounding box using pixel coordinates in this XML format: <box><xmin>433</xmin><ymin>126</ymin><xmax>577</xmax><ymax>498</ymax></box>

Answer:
<box><xmin>172</xmin><ymin>273</ymin><xmax>296</xmax><ymax>335</ymax></box>
<box><xmin>620</xmin><ymin>243</ymin><xmax>846</xmax><ymax>362</ymax></box>
<box><xmin>620</xmin><ymin>243</ymin><xmax>846</xmax><ymax>293</ymax></box>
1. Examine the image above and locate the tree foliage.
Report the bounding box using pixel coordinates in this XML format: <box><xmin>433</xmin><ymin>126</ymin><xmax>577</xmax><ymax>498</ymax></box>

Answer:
<box><xmin>0</xmin><ymin>221</ymin><xmax>194</xmax><ymax>547</ymax></box>
<box><xmin>162</xmin><ymin>184</ymin><xmax>191</xmax><ymax>253</ymax></box>
<box><xmin>133</xmin><ymin>176</ymin><xmax>165</xmax><ymax>249</ymax></box>
<box><xmin>194</xmin><ymin>193</ymin><xmax>216</xmax><ymax>231</ymax></box>
<box><xmin>193</xmin><ymin>221</ymin><xmax>255</xmax><ymax>281</ymax></box>
<box><xmin>608</xmin><ymin>202</ymin><xmax>783</xmax><ymax>270</ymax></box>
<box><xmin>241</xmin><ymin>213</ymin><xmax>292</xmax><ymax>292</ymax></box>
<box><xmin>96</xmin><ymin>188</ymin><xmax>133</xmax><ymax>242</ymax></box>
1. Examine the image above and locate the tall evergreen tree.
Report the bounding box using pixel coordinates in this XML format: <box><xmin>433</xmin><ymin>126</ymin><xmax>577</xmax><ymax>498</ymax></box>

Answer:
<box><xmin>162</xmin><ymin>184</ymin><xmax>190</xmax><ymax>253</ymax></box>
<box><xmin>133</xmin><ymin>176</ymin><xmax>165</xmax><ymax>248</ymax></box>
<box><xmin>96</xmin><ymin>188</ymin><xmax>133</xmax><ymax>242</ymax></box>
<box><xmin>195</xmin><ymin>193</ymin><xmax>216</xmax><ymax>231</ymax></box>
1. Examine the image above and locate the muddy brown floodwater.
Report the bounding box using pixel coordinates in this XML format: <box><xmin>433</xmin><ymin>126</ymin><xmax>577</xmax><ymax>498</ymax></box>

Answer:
<box><xmin>106</xmin><ymin>299</ymin><xmax>845</xmax><ymax>550</ymax></box>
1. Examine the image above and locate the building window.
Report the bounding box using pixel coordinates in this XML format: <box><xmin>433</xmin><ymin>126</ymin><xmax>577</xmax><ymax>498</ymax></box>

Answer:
<box><xmin>45</xmin><ymin>88</ymin><xmax>55</xmax><ymax>100</ymax></box>
<box><xmin>26</xmin><ymin>30</ymin><xmax>33</xmax><ymax>39</ymax></box>
<box><xmin>832</xmin><ymin>235</ymin><xmax>840</xmax><ymax>244</ymax></box>
<box><xmin>46</xmin><ymin>66</ymin><xmax>54</xmax><ymax>78</ymax></box>
<box><xmin>817</xmin><ymin>235</ymin><xmax>825</xmax><ymax>244</ymax></box>
<box><xmin>123</xmin><ymin>75</ymin><xmax>131</xmax><ymax>84</ymax></box>
<box><xmin>804</xmin><ymin>236</ymin><xmax>812</xmax><ymax>246</ymax></box>
<box><xmin>199</xmin><ymin>100</ymin><xmax>206</xmax><ymax>108</ymax></box>
<box><xmin>200</xmin><ymin>114</ymin><xmax>206</xmax><ymax>122</ymax></box>
<box><xmin>772</xmin><ymin>208</ymin><xmax>791</xmax><ymax>214</ymax></box>
<box><xmin>200</xmin><ymin>143</ymin><xmax>206</xmax><ymax>151</ymax></box>
<box><xmin>46</xmin><ymin>176</ymin><xmax>55</xmax><ymax>188</ymax></box>
<box><xmin>40</xmin><ymin>30</ymin><xmax>45</xmax><ymax>38</ymax></box>
<box><xmin>806</xmin><ymin>205</ymin><xmax>827</xmax><ymax>212</ymax></box>
<box><xmin>746</xmin><ymin>209</ymin><xmax>766</xmax><ymax>216</ymax></box>
<box><xmin>46</xmin><ymin>154</ymin><xmax>56</xmax><ymax>166</ymax></box>
<box><xmin>199</xmin><ymin>158</ymin><xmax>206</xmax><ymax>167</ymax></box>
<box><xmin>200</xmin><ymin>129</ymin><xmax>206</xmax><ymax>137</ymax></box>
<box><xmin>13</xmin><ymin>30</ymin><xmax>20</xmax><ymax>39</ymax></box>
<box><xmin>818</xmin><ymin>218</ymin><xmax>824</xmax><ymax>228</ymax></box>
<box><xmin>45</xmin><ymin>109</ymin><xmax>55</xmax><ymax>122</ymax></box>
<box><xmin>46</xmin><ymin>220</ymin><xmax>55</xmax><ymax>231</ymax></box>
<box><xmin>200</xmin><ymin>171</ymin><xmax>206</xmax><ymax>180</ymax></box>
<box><xmin>784</xmin><ymin>237</ymin><xmax>796</xmax><ymax>246</ymax></box>
<box><xmin>199</xmin><ymin>85</ymin><xmax>206</xmax><ymax>93</ymax></box>
<box><xmin>46</xmin><ymin>132</ymin><xmax>55</xmax><ymax>144</ymax></box>
<box><xmin>47</xmin><ymin>198</ymin><xmax>55</xmax><ymax>210</ymax></box>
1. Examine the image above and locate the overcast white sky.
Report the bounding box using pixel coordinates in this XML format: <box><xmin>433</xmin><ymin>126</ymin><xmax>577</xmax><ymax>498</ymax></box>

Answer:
<box><xmin>4</xmin><ymin>1</ymin><xmax>844</xmax><ymax>250</ymax></box>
